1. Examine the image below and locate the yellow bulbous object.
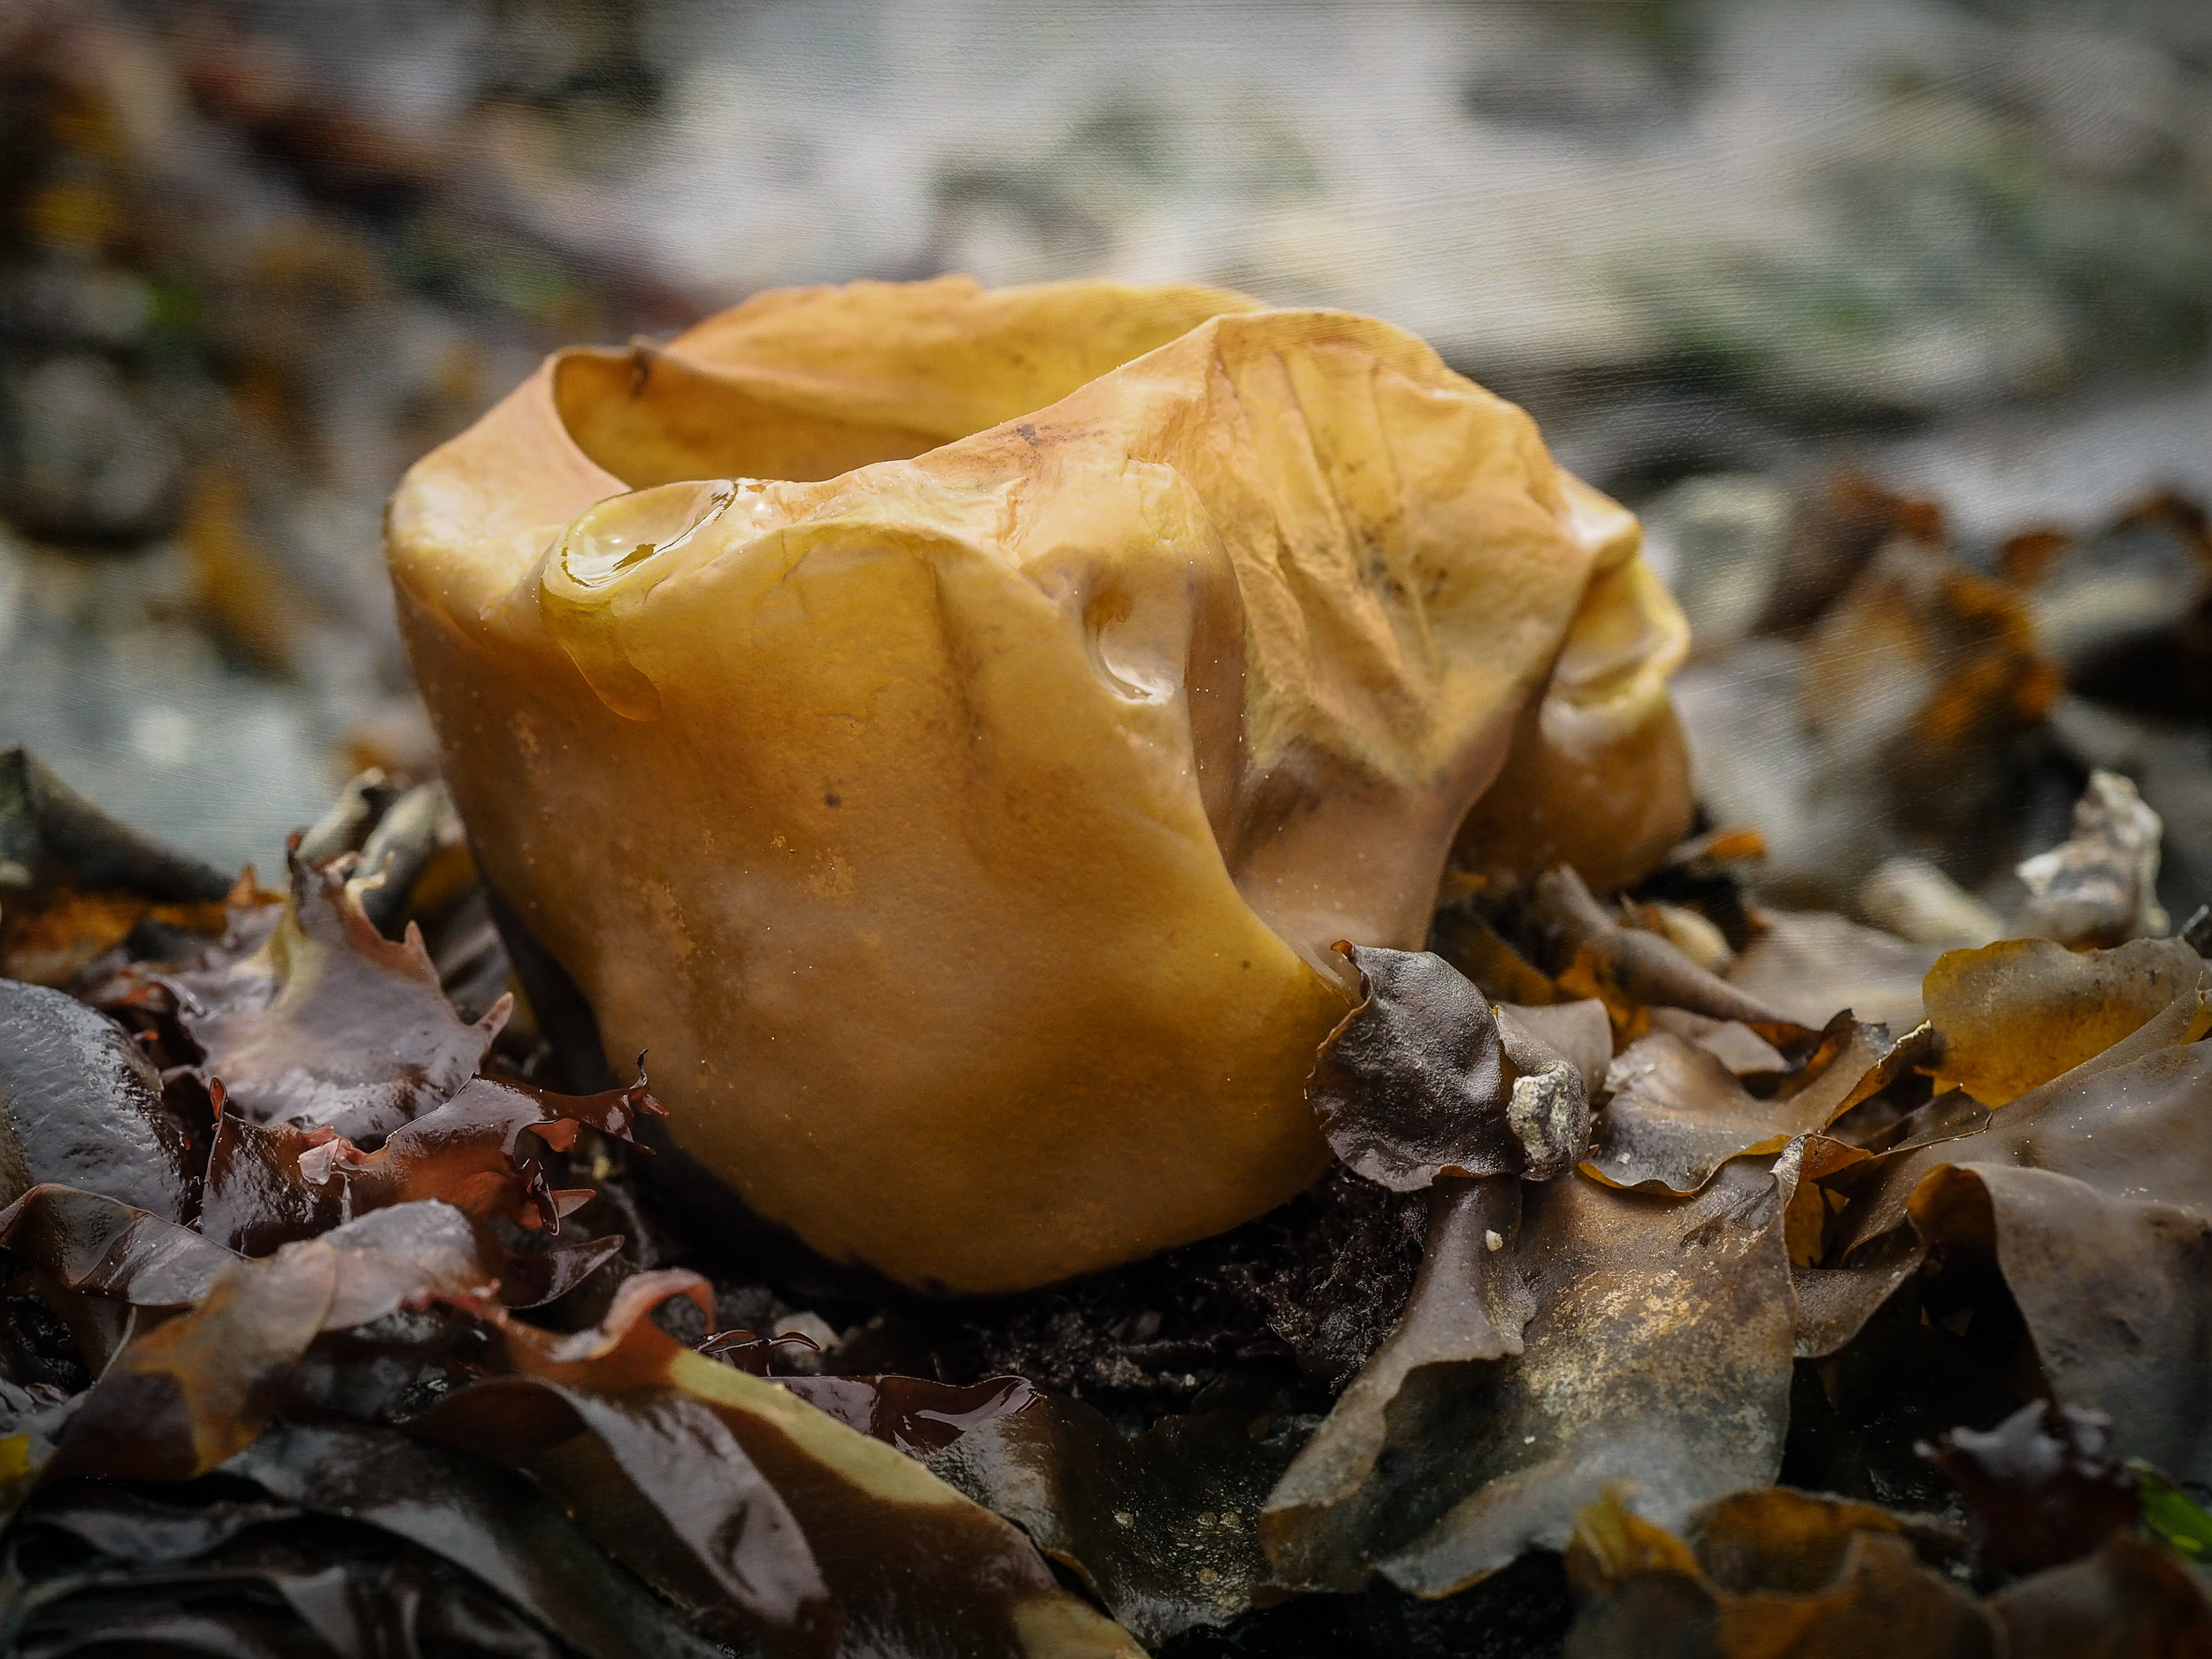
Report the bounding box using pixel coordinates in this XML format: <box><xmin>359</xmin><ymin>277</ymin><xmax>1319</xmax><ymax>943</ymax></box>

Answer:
<box><xmin>386</xmin><ymin>276</ymin><xmax>1689</xmax><ymax>1293</ymax></box>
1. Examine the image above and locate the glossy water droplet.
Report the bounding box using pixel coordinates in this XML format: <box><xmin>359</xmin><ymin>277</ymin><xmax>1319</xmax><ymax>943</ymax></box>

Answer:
<box><xmin>561</xmin><ymin>479</ymin><xmax>737</xmax><ymax>589</ymax></box>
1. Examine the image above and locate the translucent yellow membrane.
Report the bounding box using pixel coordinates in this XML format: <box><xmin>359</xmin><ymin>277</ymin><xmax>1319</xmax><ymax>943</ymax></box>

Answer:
<box><xmin>387</xmin><ymin>277</ymin><xmax>1690</xmax><ymax>1292</ymax></box>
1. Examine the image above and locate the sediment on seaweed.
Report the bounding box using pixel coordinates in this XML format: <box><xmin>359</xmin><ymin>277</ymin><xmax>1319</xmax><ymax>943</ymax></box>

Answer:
<box><xmin>2</xmin><ymin>747</ymin><xmax>2209</xmax><ymax>1657</ymax></box>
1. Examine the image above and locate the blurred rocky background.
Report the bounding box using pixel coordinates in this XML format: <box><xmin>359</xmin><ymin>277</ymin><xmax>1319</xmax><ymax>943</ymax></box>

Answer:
<box><xmin>1</xmin><ymin>0</ymin><xmax>2208</xmax><ymax>930</ymax></box>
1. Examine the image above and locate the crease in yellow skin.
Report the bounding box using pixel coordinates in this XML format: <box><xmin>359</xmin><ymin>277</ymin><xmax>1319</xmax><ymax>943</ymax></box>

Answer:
<box><xmin>1449</xmin><ymin>475</ymin><xmax>1694</xmax><ymax>893</ymax></box>
<box><xmin>388</xmin><ymin>275</ymin><xmax>1691</xmax><ymax>1293</ymax></box>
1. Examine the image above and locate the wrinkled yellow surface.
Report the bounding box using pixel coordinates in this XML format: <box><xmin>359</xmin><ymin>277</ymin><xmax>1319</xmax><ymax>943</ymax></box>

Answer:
<box><xmin>387</xmin><ymin>276</ymin><xmax>1690</xmax><ymax>1292</ymax></box>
